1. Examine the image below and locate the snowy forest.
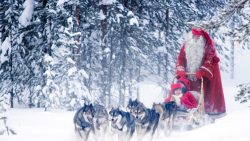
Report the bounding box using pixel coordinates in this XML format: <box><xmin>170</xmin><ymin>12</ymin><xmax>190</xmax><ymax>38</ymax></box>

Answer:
<box><xmin>0</xmin><ymin>0</ymin><xmax>249</xmax><ymax>113</ymax></box>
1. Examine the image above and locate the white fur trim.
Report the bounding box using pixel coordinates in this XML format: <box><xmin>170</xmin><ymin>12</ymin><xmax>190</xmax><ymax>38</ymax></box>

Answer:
<box><xmin>177</xmin><ymin>66</ymin><xmax>185</xmax><ymax>71</ymax></box>
<box><xmin>201</xmin><ymin>66</ymin><xmax>213</xmax><ymax>77</ymax></box>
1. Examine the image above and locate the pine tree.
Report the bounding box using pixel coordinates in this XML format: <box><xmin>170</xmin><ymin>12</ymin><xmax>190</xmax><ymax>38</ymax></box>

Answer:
<box><xmin>235</xmin><ymin>83</ymin><xmax>250</xmax><ymax>108</ymax></box>
<box><xmin>42</xmin><ymin>2</ymin><xmax>91</xmax><ymax>110</ymax></box>
<box><xmin>0</xmin><ymin>0</ymin><xmax>24</xmax><ymax>108</ymax></box>
<box><xmin>0</xmin><ymin>0</ymin><xmax>232</xmax><ymax>110</ymax></box>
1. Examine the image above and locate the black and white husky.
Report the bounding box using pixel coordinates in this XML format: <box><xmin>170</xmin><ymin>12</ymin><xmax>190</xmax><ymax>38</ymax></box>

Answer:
<box><xmin>109</xmin><ymin>107</ymin><xmax>135</xmax><ymax>141</ymax></box>
<box><xmin>73</xmin><ymin>103</ymin><xmax>95</xmax><ymax>141</ymax></box>
<box><xmin>129</xmin><ymin>100</ymin><xmax>160</xmax><ymax>141</ymax></box>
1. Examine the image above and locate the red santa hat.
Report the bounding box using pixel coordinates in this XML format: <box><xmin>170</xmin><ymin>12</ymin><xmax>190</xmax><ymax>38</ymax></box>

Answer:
<box><xmin>191</xmin><ymin>27</ymin><xmax>214</xmax><ymax>49</ymax></box>
<box><xmin>177</xmin><ymin>77</ymin><xmax>190</xmax><ymax>90</ymax></box>
<box><xmin>170</xmin><ymin>83</ymin><xmax>182</xmax><ymax>94</ymax></box>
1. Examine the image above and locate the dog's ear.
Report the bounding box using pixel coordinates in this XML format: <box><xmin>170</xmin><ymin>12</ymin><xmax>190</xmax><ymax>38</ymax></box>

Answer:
<box><xmin>128</xmin><ymin>98</ymin><xmax>132</xmax><ymax>103</ymax></box>
<box><xmin>152</xmin><ymin>102</ymin><xmax>155</xmax><ymax>108</ymax></box>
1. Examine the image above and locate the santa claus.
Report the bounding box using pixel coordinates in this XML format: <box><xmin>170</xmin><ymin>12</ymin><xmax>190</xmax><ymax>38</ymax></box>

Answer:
<box><xmin>176</xmin><ymin>27</ymin><xmax>226</xmax><ymax>115</ymax></box>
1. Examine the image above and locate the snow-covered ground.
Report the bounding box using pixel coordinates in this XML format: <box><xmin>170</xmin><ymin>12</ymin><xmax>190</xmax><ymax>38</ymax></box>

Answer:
<box><xmin>0</xmin><ymin>83</ymin><xmax>249</xmax><ymax>141</ymax></box>
<box><xmin>0</xmin><ymin>50</ymin><xmax>249</xmax><ymax>141</ymax></box>
<box><xmin>1</xmin><ymin>79</ymin><xmax>249</xmax><ymax>141</ymax></box>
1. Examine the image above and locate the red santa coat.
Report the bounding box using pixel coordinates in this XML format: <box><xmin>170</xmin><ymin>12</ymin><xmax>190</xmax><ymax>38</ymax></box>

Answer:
<box><xmin>176</xmin><ymin>35</ymin><xmax>226</xmax><ymax>115</ymax></box>
<box><xmin>164</xmin><ymin>91</ymin><xmax>198</xmax><ymax>109</ymax></box>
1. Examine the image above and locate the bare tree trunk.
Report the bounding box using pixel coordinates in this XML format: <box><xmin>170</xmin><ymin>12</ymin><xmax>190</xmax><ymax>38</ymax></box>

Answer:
<box><xmin>164</xmin><ymin>8</ymin><xmax>169</xmax><ymax>82</ymax></box>
<box><xmin>9</xmin><ymin>45</ymin><xmax>14</xmax><ymax>108</ymax></box>
<box><xmin>100</xmin><ymin>4</ymin><xmax>108</xmax><ymax>107</ymax></box>
<box><xmin>136</xmin><ymin>64</ymin><xmax>141</xmax><ymax>100</ymax></box>
<box><xmin>128</xmin><ymin>68</ymin><xmax>132</xmax><ymax>99</ymax></box>
<box><xmin>0</xmin><ymin>33</ymin><xmax>1</xmax><ymax>47</ymax></box>
<box><xmin>107</xmin><ymin>45</ymin><xmax>113</xmax><ymax>107</ymax></box>
<box><xmin>230</xmin><ymin>41</ymin><xmax>234</xmax><ymax>79</ymax></box>
<box><xmin>120</xmin><ymin>47</ymin><xmax>126</xmax><ymax>107</ymax></box>
<box><xmin>9</xmin><ymin>1</ymin><xmax>14</xmax><ymax>108</ymax></box>
<box><xmin>74</xmin><ymin>5</ymin><xmax>81</xmax><ymax>67</ymax></box>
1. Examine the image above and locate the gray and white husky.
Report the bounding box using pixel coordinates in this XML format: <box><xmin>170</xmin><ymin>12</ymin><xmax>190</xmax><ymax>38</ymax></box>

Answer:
<box><xmin>129</xmin><ymin>100</ymin><xmax>160</xmax><ymax>141</ymax></box>
<box><xmin>109</xmin><ymin>107</ymin><xmax>135</xmax><ymax>141</ymax></box>
<box><xmin>73</xmin><ymin>103</ymin><xmax>95</xmax><ymax>141</ymax></box>
<box><xmin>93</xmin><ymin>104</ymin><xmax>109</xmax><ymax>141</ymax></box>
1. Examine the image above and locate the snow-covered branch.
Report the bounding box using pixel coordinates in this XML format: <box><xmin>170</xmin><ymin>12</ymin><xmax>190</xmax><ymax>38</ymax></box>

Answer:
<box><xmin>187</xmin><ymin>0</ymin><xmax>249</xmax><ymax>29</ymax></box>
<box><xmin>235</xmin><ymin>83</ymin><xmax>250</xmax><ymax>107</ymax></box>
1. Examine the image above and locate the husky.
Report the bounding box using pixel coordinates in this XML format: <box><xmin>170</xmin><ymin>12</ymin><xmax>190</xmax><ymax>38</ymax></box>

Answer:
<box><xmin>130</xmin><ymin>101</ymin><xmax>160</xmax><ymax>141</ymax></box>
<box><xmin>152</xmin><ymin>101</ymin><xmax>177</xmax><ymax>136</ymax></box>
<box><xmin>93</xmin><ymin>104</ymin><xmax>109</xmax><ymax>141</ymax></box>
<box><xmin>73</xmin><ymin>103</ymin><xmax>95</xmax><ymax>141</ymax></box>
<box><xmin>109</xmin><ymin>107</ymin><xmax>135</xmax><ymax>141</ymax></box>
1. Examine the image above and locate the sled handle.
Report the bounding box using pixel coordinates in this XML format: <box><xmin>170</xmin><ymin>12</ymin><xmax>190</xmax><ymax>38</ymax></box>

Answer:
<box><xmin>185</xmin><ymin>73</ymin><xmax>205</xmax><ymax>115</ymax></box>
<box><xmin>172</xmin><ymin>73</ymin><xmax>203</xmax><ymax>84</ymax></box>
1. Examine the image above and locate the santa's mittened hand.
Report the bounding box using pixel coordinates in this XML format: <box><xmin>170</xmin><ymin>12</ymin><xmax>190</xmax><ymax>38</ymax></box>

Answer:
<box><xmin>176</xmin><ymin>71</ymin><xmax>186</xmax><ymax>77</ymax></box>
<box><xmin>195</xmin><ymin>71</ymin><xmax>202</xmax><ymax>79</ymax></box>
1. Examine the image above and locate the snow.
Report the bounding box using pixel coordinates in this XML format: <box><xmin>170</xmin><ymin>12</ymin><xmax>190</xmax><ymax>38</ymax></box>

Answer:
<box><xmin>67</xmin><ymin>67</ymin><xmax>77</xmax><ymax>76</ymax></box>
<box><xmin>57</xmin><ymin>0</ymin><xmax>70</xmax><ymax>6</ymax></box>
<box><xmin>116</xmin><ymin>14</ymin><xmax>123</xmax><ymax>23</ymax></box>
<box><xmin>0</xmin><ymin>80</ymin><xmax>250</xmax><ymax>141</ymax></box>
<box><xmin>104</xmin><ymin>47</ymin><xmax>111</xmax><ymax>53</ymax></box>
<box><xmin>79</xmin><ymin>69</ymin><xmax>89</xmax><ymax>79</ymax></box>
<box><xmin>19</xmin><ymin>0</ymin><xmax>34</xmax><ymax>27</ymax></box>
<box><xmin>129</xmin><ymin>18</ymin><xmax>139</xmax><ymax>26</ymax></box>
<box><xmin>0</xmin><ymin>37</ymin><xmax>11</xmax><ymax>65</ymax></box>
<box><xmin>66</xmin><ymin>57</ymin><xmax>76</xmax><ymax>64</ymax></box>
<box><xmin>100</xmin><ymin>0</ymin><xmax>116</xmax><ymax>5</ymax></box>
<box><xmin>127</xmin><ymin>11</ymin><xmax>134</xmax><ymax>16</ymax></box>
<box><xmin>242</xmin><ymin>3</ymin><xmax>250</xmax><ymax>16</ymax></box>
<box><xmin>99</xmin><ymin>9</ymin><xmax>106</xmax><ymax>20</ymax></box>
<box><xmin>0</xmin><ymin>109</ymin><xmax>75</xmax><ymax>141</ymax></box>
<box><xmin>142</xmin><ymin>19</ymin><xmax>149</xmax><ymax>25</ymax></box>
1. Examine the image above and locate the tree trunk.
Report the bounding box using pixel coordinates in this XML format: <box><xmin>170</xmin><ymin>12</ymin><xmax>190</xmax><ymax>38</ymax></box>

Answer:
<box><xmin>230</xmin><ymin>41</ymin><xmax>234</xmax><ymax>79</ymax></box>
<box><xmin>164</xmin><ymin>8</ymin><xmax>170</xmax><ymax>83</ymax></box>
<box><xmin>128</xmin><ymin>68</ymin><xmax>133</xmax><ymax>99</ymax></box>
<box><xmin>100</xmin><ymin>4</ymin><xmax>108</xmax><ymax>107</ymax></box>
<box><xmin>136</xmin><ymin>63</ymin><xmax>141</xmax><ymax>100</ymax></box>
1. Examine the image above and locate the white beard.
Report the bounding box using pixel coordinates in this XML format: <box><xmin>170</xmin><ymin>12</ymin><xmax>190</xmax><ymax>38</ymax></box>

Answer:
<box><xmin>185</xmin><ymin>32</ymin><xmax>206</xmax><ymax>80</ymax></box>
